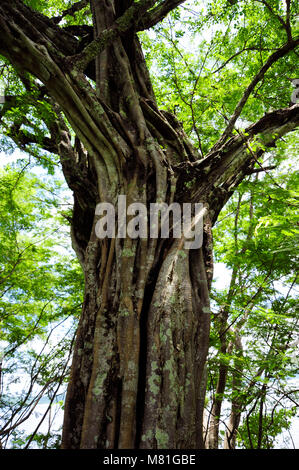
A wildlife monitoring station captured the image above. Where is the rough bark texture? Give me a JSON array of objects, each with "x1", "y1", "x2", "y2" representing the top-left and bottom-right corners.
[{"x1": 0, "y1": 0, "x2": 298, "y2": 449}]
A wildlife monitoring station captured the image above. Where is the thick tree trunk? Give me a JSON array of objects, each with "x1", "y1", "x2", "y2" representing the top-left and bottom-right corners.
[
  {"x1": 62, "y1": 231, "x2": 213, "y2": 449},
  {"x1": 0, "y1": 1, "x2": 215, "y2": 447},
  {"x1": 58, "y1": 1, "x2": 214, "y2": 449}
]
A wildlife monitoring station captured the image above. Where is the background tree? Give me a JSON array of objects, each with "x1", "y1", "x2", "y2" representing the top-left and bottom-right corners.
[
  {"x1": 205, "y1": 141, "x2": 298, "y2": 448},
  {"x1": 0, "y1": 0, "x2": 298, "y2": 449},
  {"x1": 0, "y1": 163, "x2": 82, "y2": 448}
]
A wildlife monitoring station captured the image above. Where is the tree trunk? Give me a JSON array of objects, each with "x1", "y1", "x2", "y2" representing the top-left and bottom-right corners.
[
  {"x1": 62, "y1": 230, "x2": 213, "y2": 449},
  {"x1": 0, "y1": 1, "x2": 216, "y2": 447},
  {"x1": 223, "y1": 333, "x2": 243, "y2": 449},
  {"x1": 0, "y1": 0, "x2": 298, "y2": 450}
]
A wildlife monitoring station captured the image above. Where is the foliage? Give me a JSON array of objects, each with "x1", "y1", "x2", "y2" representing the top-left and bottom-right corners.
[
  {"x1": 140, "y1": 0, "x2": 298, "y2": 153},
  {"x1": 0, "y1": 162, "x2": 83, "y2": 448},
  {"x1": 0, "y1": 0, "x2": 298, "y2": 449},
  {"x1": 207, "y1": 135, "x2": 299, "y2": 448}
]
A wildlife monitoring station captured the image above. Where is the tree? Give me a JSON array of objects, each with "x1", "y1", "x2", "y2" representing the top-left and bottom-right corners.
[
  {"x1": 205, "y1": 146, "x2": 299, "y2": 448},
  {"x1": 0, "y1": 0, "x2": 298, "y2": 449},
  {"x1": 0, "y1": 163, "x2": 82, "y2": 448}
]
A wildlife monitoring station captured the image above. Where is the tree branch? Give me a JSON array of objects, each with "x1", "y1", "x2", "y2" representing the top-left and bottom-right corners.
[
  {"x1": 185, "y1": 103, "x2": 299, "y2": 221},
  {"x1": 212, "y1": 46, "x2": 276, "y2": 74},
  {"x1": 137, "y1": 0, "x2": 187, "y2": 30},
  {"x1": 52, "y1": 0, "x2": 90, "y2": 24},
  {"x1": 9, "y1": 128, "x2": 58, "y2": 154},
  {"x1": 255, "y1": 0, "x2": 293, "y2": 41},
  {"x1": 68, "y1": 0, "x2": 157, "y2": 71},
  {"x1": 211, "y1": 37, "x2": 299, "y2": 152},
  {"x1": 62, "y1": 24, "x2": 93, "y2": 37},
  {"x1": 245, "y1": 165, "x2": 277, "y2": 174}
]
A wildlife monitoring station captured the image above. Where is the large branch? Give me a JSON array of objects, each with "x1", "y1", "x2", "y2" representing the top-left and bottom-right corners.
[
  {"x1": 0, "y1": 0, "x2": 78, "y2": 58},
  {"x1": 136, "y1": 0, "x2": 188, "y2": 30},
  {"x1": 68, "y1": 0, "x2": 157, "y2": 71},
  {"x1": 211, "y1": 37, "x2": 299, "y2": 152},
  {"x1": 178, "y1": 104, "x2": 299, "y2": 222},
  {"x1": 214, "y1": 103, "x2": 299, "y2": 189}
]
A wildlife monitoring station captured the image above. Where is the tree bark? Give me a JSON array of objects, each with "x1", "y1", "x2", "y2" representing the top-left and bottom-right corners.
[
  {"x1": 0, "y1": 0, "x2": 298, "y2": 449},
  {"x1": 223, "y1": 333, "x2": 243, "y2": 449}
]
